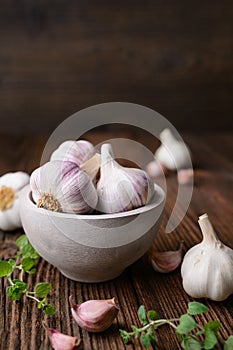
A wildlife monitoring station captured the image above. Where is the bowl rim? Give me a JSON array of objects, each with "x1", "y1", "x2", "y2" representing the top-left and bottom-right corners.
[{"x1": 21, "y1": 184, "x2": 165, "y2": 220}]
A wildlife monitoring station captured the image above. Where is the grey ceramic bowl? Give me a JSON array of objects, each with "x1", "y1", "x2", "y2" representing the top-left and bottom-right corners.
[{"x1": 19, "y1": 184, "x2": 165, "y2": 282}]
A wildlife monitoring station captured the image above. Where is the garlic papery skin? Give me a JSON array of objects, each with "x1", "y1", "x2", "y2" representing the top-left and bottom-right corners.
[
  {"x1": 69, "y1": 296, "x2": 119, "y2": 333},
  {"x1": 155, "y1": 128, "x2": 191, "y2": 170},
  {"x1": 146, "y1": 160, "x2": 168, "y2": 179},
  {"x1": 0, "y1": 171, "x2": 30, "y2": 230},
  {"x1": 151, "y1": 242, "x2": 183, "y2": 273},
  {"x1": 97, "y1": 143, "x2": 155, "y2": 213},
  {"x1": 30, "y1": 161, "x2": 98, "y2": 214},
  {"x1": 181, "y1": 213, "x2": 233, "y2": 301},
  {"x1": 50, "y1": 140, "x2": 94, "y2": 166},
  {"x1": 43, "y1": 324, "x2": 82, "y2": 350}
]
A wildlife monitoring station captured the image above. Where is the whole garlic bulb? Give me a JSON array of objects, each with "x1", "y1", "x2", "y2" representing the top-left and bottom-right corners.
[
  {"x1": 97, "y1": 144, "x2": 155, "y2": 213},
  {"x1": 155, "y1": 128, "x2": 191, "y2": 170},
  {"x1": 181, "y1": 213, "x2": 233, "y2": 301},
  {"x1": 50, "y1": 140, "x2": 94, "y2": 166},
  {"x1": 30, "y1": 161, "x2": 98, "y2": 214},
  {"x1": 0, "y1": 171, "x2": 30, "y2": 230}
]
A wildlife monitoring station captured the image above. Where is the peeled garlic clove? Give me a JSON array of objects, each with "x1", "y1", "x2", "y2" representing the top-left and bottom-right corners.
[
  {"x1": 50, "y1": 140, "x2": 95, "y2": 166},
  {"x1": 97, "y1": 143, "x2": 155, "y2": 213},
  {"x1": 177, "y1": 169, "x2": 194, "y2": 185},
  {"x1": 69, "y1": 296, "x2": 119, "y2": 333},
  {"x1": 80, "y1": 153, "x2": 101, "y2": 181},
  {"x1": 155, "y1": 128, "x2": 191, "y2": 170},
  {"x1": 43, "y1": 323, "x2": 82, "y2": 350},
  {"x1": 0, "y1": 171, "x2": 30, "y2": 230},
  {"x1": 146, "y1": 160, "x2": 168, "y2": 178},
  {"x1": 151, "y1": 242, "x2": 183, "y2": 273},
  {"x1": 30, "y1": 161, "x2": 98, "y2": 214},
  {"x1": 181, "y1": 213, "x2": 233, "y2": 301}
]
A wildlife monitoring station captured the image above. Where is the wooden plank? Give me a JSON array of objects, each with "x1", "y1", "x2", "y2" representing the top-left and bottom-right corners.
[{"x1": 0, "y1": 132, "x2": 232, "y2": 349}]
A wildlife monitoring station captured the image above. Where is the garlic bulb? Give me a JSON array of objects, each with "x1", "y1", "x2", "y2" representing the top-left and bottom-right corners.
[
  {"x1": 0, "y1": 171, "x2": 30, "y2": 230},
  {"x1": 155, "y1": 129, "x2": 191, "y2": 170},
  {"x1": 97, "y1": 144, "x2": 155, "y2": 213},
  {"x1": 50, "y1": 140, "x2": 94, "y2": 166},
  {"x1": 30, "y1": 161, "x2": 98, "y2": 214},
  {"x1": 181, "y1": 213, "x2": 233, "y2": 301},
  {"x1": 69, "y1": 296, "x2": 119, "y2": 332}
]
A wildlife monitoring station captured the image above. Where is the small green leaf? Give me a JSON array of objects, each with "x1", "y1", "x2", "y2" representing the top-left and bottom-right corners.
[
  {"x1": 16, "y1": 235, "x2": 28, "y2": 250},
  {"x1": 147, "y1": 310, "x2": 159, "y2": 321},
  {"x1": 6, "y1": 284, "x2": 24, "y2": 301},
  {"x1": 12, "y1": 280, "x2": 27, "y2": 291},
  {"x1": 181, "y1": 336, "x2": 201, "y2": 350},
  {"x1": 177, "y1": 314, "x2": 196, "y2": 334},
  {"x1": 35, "y1": 282, "x2": 51, "y2": 298},
  {"x1": 43, "y1": 304, "x2": 56, "y2": 315},
  {"x1": 196, "y1": 330, "x2": 204, "y2": 335},
  {"x1": 147, "y1": 327, "x2": 156, "y2": 345},
  {"x1": 120, "y1": 330, "x2": 131, "y2": 344},
  {"x1": 138, "y1": 305, "x2": 147, "y2": 325},
  {"x1": 131, "y1": 325, "x2": 140, "y2": 338},
  {"x1": 203, "y1": 328, "x2": 218, "y2": 349},
  {"x1": 21, "y1": 257, "x2": 35, "y2": 272},
  {"x1": 22, "y1": 244, "x2": 40, "y2": 259},
  {"x1": 140, "y1": 332, "x2": 150, "y2": 349},
  {"x1": 224, "y1": 336, "x2": 233, "y2": 350},
  {"x1": 204, "y1": 321, "x2": 221, "y2": 335},
  {"x1": 0, "y1": 261, "x2": 12, "y2": 277},
  {"x1": 187, "y1": 302, "x2": 209, "y2": 315}
]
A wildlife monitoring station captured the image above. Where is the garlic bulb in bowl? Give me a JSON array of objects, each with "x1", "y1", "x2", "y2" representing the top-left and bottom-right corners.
[
  {"x1": 30, "y1": 161, "x2": 98, "y2": 214},
  {"x1": 97, "y1": 144, "x2": 155, "y2": 213},
  {"x1": 50, "y1": 140, "x2": 94, "y2": 166}
]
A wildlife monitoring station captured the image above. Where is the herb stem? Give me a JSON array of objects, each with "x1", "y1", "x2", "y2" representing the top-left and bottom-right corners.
[
  {"x1": 25, "y1": 292, "x2": 41, "y2": 304},
  {"x1": 8, "y1": 276, "x2": 14, "y2": 286}
]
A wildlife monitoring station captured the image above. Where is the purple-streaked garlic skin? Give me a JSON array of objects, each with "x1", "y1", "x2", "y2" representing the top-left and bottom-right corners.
[
  {"x1": 70, "y1": 297, "x2": 119, "y2": 333},
  {"x1": 45, "y1": 327, "x2": 82, "y2": 350},
  {"x1": 96, "y1": 143, "x2": 155, "y2": 214},
  {"x1": 177, "y1": 169, "x2": 194, "y2": 185},
  {"x1": 151, "y1": 242, "x2": 183, "y2": 273},
  {"x1": 30, "y1": 160, "x2": 98, "y2": 214},
  {"x1": 50, "y1": 140, "x2": 95, "y2": 166}
]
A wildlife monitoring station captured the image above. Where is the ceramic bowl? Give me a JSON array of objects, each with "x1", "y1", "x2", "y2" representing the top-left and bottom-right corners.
[{"x1": 19, "y1": 184, "x2": 165, "y2": 282}]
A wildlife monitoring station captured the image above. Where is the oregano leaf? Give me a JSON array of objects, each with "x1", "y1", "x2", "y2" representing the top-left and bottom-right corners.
[
  {"x1": 140, "y1": 333, "x2": 150, "y2": 349},
  {"x1": 147, "y1": 310, "x2": 159, "y2": 321},
  {"x1": 138, "y1": 305, "x2": 147, "y2": 325},
  {"x1": 204, "y1": 320, "x2": 221, "y2": 335},
  {"x1": 181, "y1": 336, "x2": 201, "y2": 350},
  {"x1": 187, "y1": 302, "x2": 209, "y2": 315},
  {"x1": 0, "y1": 261, "x2": 12, "y2": 277},
  {"x1": 177, "y1": 314, "x2": 196, "y2": 334},
  {"x1": 16, "y1": 235, "x2": 28, "y2": 250},
  {"x1": 224, "y1": 336, "x2": 233, "y2": 350},
  {"x1": 35, "y1": 282, "x2": 51, "y2": 298},
  {"x1": 203, "y1": 328, "x2": 218, "y2": 349}
]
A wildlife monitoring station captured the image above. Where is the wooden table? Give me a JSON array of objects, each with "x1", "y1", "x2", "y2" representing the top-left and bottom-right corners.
[{"x1": 0, "y1": 131, "x2": 232, "y2": 350}]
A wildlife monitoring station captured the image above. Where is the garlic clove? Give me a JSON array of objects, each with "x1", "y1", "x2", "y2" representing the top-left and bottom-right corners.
[
  {"x1": 151, "y1": 242, "x2": 183, "y2": 273},
  {"x1": 0, "y1": 171, "x2": 30, "y2": 231},
  {"x1": 30, "y1": 161, "x2": 98, "y2": 214},
  {"x1": 181, "y1": 213, "x2": 233, "y2": 301},
  {"x1": 155, "y1": 128, "x2": 191, "y2": 170},
  {"x1": 69, "y1": 296, "x2": 119, "y2": 333},
  {"x1": 50, "y1": 140, "x2": 95, "y2": 166},
  {"x1": 43, "y1": 323, "x2": 82, "y2": 350},
  {"x1": 177, "y1": 169, "x2": 194, "y2": 185},
  {"x1": 146, "y1": 160, "x2": 168, "y2": 178},
  {"x1": 80, "y1": 153, "x2": 101, "y2": 181},
  {"x1": 96, "y1": 143, "x2": 155, "y2": 213}
]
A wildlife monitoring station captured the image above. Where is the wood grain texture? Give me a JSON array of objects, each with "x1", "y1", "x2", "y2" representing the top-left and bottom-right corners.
[
  {"x1": 0, "y1": 1, "x2": 233, "y2": 133},
  {"x1": 0, "y1": 131, "x2": 233, "y2": 349}
]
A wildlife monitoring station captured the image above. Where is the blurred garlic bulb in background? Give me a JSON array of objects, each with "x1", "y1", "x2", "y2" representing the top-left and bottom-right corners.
[
  {"x1": 0, "y1": 171, "x2": 30, "y2": 230},
  {"x1": 30, "y1": 161, "x2": 98, "y2": 214},
  {"x1": 50, "y1": 140, "x2": 94, "y2": 166},
  {"x1": 155, "y1": 128, "x2": 191, "y2": 171},
  {"x1": 97, "y1": 143, "x2": 155, "y2": 213}
]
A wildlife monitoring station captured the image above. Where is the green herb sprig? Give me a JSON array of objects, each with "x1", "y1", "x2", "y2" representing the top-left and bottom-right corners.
[
  {"x1": 0, "y1": 234, "x2": 55, "y2": 315},
  {"x1": 120, "y1": 302, "x2": 233, "y2": 349}
]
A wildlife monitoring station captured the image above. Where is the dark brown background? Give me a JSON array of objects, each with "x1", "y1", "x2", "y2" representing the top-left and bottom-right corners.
[{"x1": 0, "y1": 0, "x2": 233, "y2": 134}]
